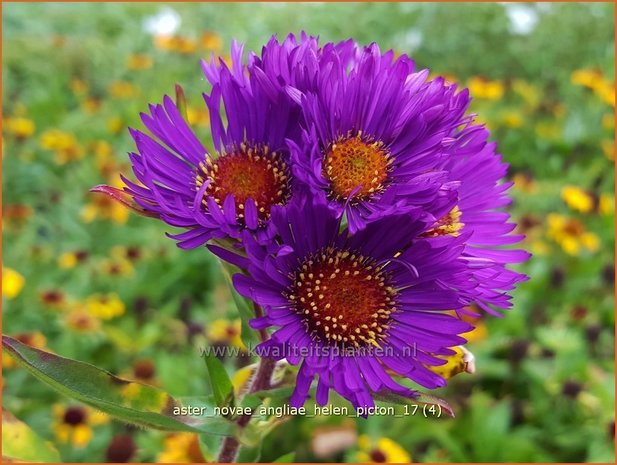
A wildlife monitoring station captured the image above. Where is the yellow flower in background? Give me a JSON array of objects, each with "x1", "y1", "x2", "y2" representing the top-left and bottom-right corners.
[
  {"x1": 86, "y1": 293, "x2": 125, "y2": 320},
  {"x1": 58, "y1": 250, "x2": 89, "y2": 269},
  {"x1": 52, "y1": 404, "x2": 109, "y2": 447},
  {"x1": 157, "y1": 433, "x2": 205, "y2": 463},
  {"x1": 512, "y1": 172, "x2": 536, "y2": 193},
  {"x1": 40, "y1": 289, "x2": 66, "y2": 310},
  {"x1": 601, "y1": 139, "x2": 614, "y2": 161},
  {"x1": 459, "y1": 308, "x2": 487, "y2": 343},
  {"x1": 206, "y1": 318, "x2": 246, "y2": 350},
  {"x1": 467, "y1": 76, "x2": 504, "y2": 100},
  {"x1": 571, "y1": 68, "x2": 615, "y2": 107},
  {"x1": 107, "y1": 116, "x2": 125, "y2": 135},
  {"x1": 3, "y1": 267, "x2": 25, "y2": 299},
  {"x1": 58, "y1": 252, "x2": 78, "y2": 269},
  {"x1": 108, "y1": 80, "x2": 138, "y2": 99},
  {"x1": 127, "y1": 53, "x2": 153, "y2": 70},
  {"x1": 232, "y1": 365, "x2": 254, "y2": 395},
  {"x1": 154, "y1": 35, "x2": 198, "y2": 54},
  {"x1": 81, "y1": 97, "x2": 102, "y2": 114},
  {"x1": 561, "y1": 186, "x2": 594, "y2": 214},
  {"x1": 571, "y1": 68, "x2": 602, "y2": 88},
  {"x1": 546, "y1": 213, "x2": 600, "y2": 255},
  {"x1": 102, "y1": 257, "x2": 135, "y2": 277},
  {"x1": 426, "y1": 346, "x2": 475, "y2": 380},
  {"x1": 40, "y1": 129, "x2": 77, "y2": 151},
  {"x1": 111, "y1": 245, "x2": 143, "y2": 262},
  {"x1": 200, "y1": 31, "x2": 223, "y2": 52},
  {"x1": 593, "y1": 80, "x2": 615, "y2": 107},
  {"x1": 64, "y1": 306, "x2": 101, "y2": 333},
  {"x1": 599, "y1": 193, "x2": 615, "y2": 216},
  {"x1": 69, "y1": 78, "x2": 89, "y2": 97},
  {"x1": 512, "y1": 79, "x2": 541, "y2": 109},
  {"x1": 2, "y1": 331, "x2": 47, "y2": 369},
  {"x1": 186, "y1": 106, "x2": 210, "y2": 127},
  {"x1": 5, "y1": 117, "x2": 35, "y2": 139},
  {"x1": 501, "y1": 110, "x2": 524, "y2": 128},
  {"x1": 89, "y1": 140, "x2": 123, "y2": 177},
  {"x1": 39, "y1": 129, "x2": 83, "y2": 164},
  {"x1": 357, "y1": 435, "x2": 411, "y2": 463}
]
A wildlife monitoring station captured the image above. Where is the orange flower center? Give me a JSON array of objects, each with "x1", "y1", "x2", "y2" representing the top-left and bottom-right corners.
[
  {"x1": 323, "y1": 134, "x2": 391, "y2": 201},
  {"x1": 287, "y1": 248, "x2": 397, "y2": 347},
  {"x1": 196, "y1": 146, "x2": 289, "y2": 225}
]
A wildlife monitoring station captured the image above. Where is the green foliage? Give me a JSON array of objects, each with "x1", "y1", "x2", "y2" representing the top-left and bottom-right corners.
[
  {"x1": 203, "y1": 347, "x2": 235, "y2": 409},
  {"x1": 2, "y1": 410, "x2": 61, "y2": 463},
  {"x1": 3, "y1": 335, "x2": 233, "y2": 435}
]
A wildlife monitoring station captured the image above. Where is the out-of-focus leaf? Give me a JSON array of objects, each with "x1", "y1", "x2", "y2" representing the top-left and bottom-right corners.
[
  {"x1": 2, "y1": 410, "x2": 61, "y2": 463},
  {"x1": 273, "y1": 451, "x2": 296, "y2": 462},
  {"x1": 2, "y1": 335, "x2": 232, "y2": 435},
  {"x1": 203, "y1": 350, "x2": 234, "y2": 408},
  {"x1": 220, "y1": 262, "x2": 260, "y2": 348}
]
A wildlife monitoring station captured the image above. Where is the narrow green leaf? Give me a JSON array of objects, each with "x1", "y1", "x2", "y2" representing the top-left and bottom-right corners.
[
  {"x1": 2, "y1": 335, "x2": 232, "y2": 435},
  {"x1": 203, "y1": 350, "x2": 234, "y2": 408},
  {"x1": 220, "y1": 262, "x2": 259, "y2": 348},
  {"x1": 273, "y1": 451, "x2": 296, "y2": 462},
  {"x1": 2, "y1": 410, "x2": 61, "y2": 463}
]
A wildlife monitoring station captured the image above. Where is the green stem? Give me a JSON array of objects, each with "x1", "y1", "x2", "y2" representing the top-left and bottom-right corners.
[{"x1": 217, "y1": 356, "x2": 277, "y2": 463}]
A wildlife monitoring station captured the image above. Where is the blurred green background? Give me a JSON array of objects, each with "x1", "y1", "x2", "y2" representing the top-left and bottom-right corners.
[{"x1": 2, "y1": 2, "x2": 615, "y2": 463}]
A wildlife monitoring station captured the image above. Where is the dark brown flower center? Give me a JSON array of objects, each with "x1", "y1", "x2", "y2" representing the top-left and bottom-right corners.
[
  {"x1": 370, "y1": 449, "x2": 388, "y2": 463},
  {"x1": 196, "y1": 145, "x2": 289, "y2": 225},
  {"x1": 287, "y1": 248, "x2": 397, "y2": 347},
  {"x1": 63, "y1": 406, "x2": 86, "y2": 425},
  {"x1": 323, "y1": 134, "x2": 391, "y2": 201},
  {"x1": 133, "y1": 359, "x2": 156, "y2": 380}
]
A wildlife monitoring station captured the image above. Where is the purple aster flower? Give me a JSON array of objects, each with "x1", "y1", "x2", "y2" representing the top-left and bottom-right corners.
[
  {"x1": 119, "y1": 41, "x2": 300, "y2": 249},
  {"x1": 232, "y1": 196, "x2": 474, "y2": 411},
  {"x1": 428, "y1": 123, "x2": 531, "y2": 314},
  {"x1": 287, "y1": 42, "x2": 468, "y2": 232}
]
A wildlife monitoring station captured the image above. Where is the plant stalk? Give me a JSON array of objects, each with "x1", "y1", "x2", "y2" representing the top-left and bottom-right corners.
[{"x1": 217, "y1": 356, "x2": 277, "y2": 463}]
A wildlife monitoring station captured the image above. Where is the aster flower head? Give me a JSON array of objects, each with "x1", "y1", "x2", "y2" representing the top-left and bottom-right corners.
[
  {"x1": 92, "y1": 32, "x2": 530, "y2": 417},
  {"x1": 232, "y1": 196, "x2": 474, "y2": 411},
  {"x1": 440, "y1": 127, "x2": 531, "y2": 314},
  {"x1": 288, "y1": 41, "x2": 471, "y2": 232},
  {"x1": 119, "y1": 41, "x2": 300, "y2": 249}
]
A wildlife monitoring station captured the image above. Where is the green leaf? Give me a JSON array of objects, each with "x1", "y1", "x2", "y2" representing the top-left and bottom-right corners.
[
  {"x1": 2, "y1": 410, "x2": 61, "y2": 463},
  {"x1": 203, "y1": 351, "x2": 234, "y2": 408},
  {"x1": 220, "y1": 262, "x2": 259, "y2": 348},
  {"x1": 273, "y1": 451, "x2": 296, "y2": 462},
  {"x1": 252, "y1": 385, "x2": 295, "y2": 401},
  {"x1": 2, "y1": 335, "x2": 232, "y2": 435}
]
